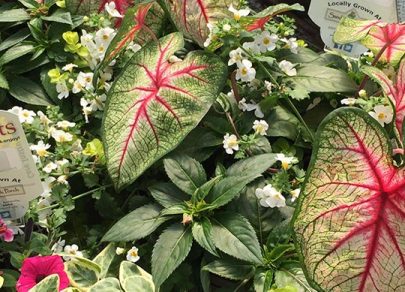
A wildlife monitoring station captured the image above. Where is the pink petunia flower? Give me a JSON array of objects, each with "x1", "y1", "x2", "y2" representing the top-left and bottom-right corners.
[
  {"x1": 16, "y1": 255, "x2": 70, "y2": 292},
  {"x1": 0, "y1": 218, "x2": 14, "y2": 242}
]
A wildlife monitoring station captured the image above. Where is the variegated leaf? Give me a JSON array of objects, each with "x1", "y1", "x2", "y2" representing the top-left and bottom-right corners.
[
  {"x1": 66, "y1": 0, "x2": 130, "y2": 16},
  {"x1": 294, "y1": 108, "x2": 405, "y2": 291},
  {"x1": 103, "y1": 33, "x2": 227, "y2": 189}
]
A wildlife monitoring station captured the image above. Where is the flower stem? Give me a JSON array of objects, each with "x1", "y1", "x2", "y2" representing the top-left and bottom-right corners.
[{"x1": 358, "y1": 44, "x2": 388, "y2": 94}]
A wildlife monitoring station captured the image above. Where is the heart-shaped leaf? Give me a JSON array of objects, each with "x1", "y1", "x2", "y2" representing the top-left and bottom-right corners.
[
  {"x1": 294, "y1": 108, "x2": 405, "y2": 291},
  {"x1": 103, "y1": 32, "x2": 227, "y2": 189},
  {"x1": 162, "y1": 0, "x2": 238, "y2": 47}
]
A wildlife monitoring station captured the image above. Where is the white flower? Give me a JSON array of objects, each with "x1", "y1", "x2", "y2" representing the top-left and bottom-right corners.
[
  {"x1": 223, "y1": 133, "x2": 239, "y2": 154},
  {"x1": 255, "y1": 184, "x2": 286, "y2": 208},
  {"x1": 204, "y1": 23, "x2": 215, "y2": 47},
  {"x1": 368, "y1": 105, "x2": 393, "y2": 127},
  {"x1": 32, "y1": 155, "x2": 39, "y2": 164},
  {"x1": 57, "y1": 120, "x2": 76, "y2": 129},
  {"x1": 228, "y1": 4, "x2": 250, "y2": 20},
  {"x1": 341, "y1": 98, "x2": 357, "y2": 106},
  {"x1": 223, "y1": 24, "x2": 231, "y2": 31},
  {"x1": 242, "y1": 41, "x2": 261, "y2": 54},
  {"x1": 228, "y1": 48, "x2": 244, "y2": 66},
  {"x1": 76, "y1": 72, "x2": 94, "y2": 91},
  {"x1": 253, "y1": 120, "x2": 269, "y2": 136},
  {"x1": 127, "y1": 42, "x2": 142, "y2": 53},
  {"x1": 275, "y1": 153, "x2": 298, "y2": 170},
  {"x1": 37, "y1": 198, "x2": 52, "y2": 220},
  {"x1": 64, "y1": 244, "x2": 83, "y2": 261},
  {"x1": 56, "y1": 158, "x2": 69, "y2": 168},
  {"x1": 238, "y1": 98, "x2": 264, "y2": 118},
  {"x1": 279, "y1": 60, "x2": 297, "y2": 76},
  {"x1": 90, "y1": 94, "x2": 107, "y2": 111},
  {"x1": 116, "y1": 247, "x2": 126, "y2": 255},
  {"x1": 8, "y1": 106, "x2": 23, "y2": 116},
  {"x1": 126, "y1": 246, "x2": 140, "y2": 263},
  {"x1": 281, "y1": 37, "x2": 299, "y2": 54},
  {"x1": 105, "y1": 1, "x2": 123, "y2": 18},
  {"x1": 51, "y1": 238, "x2": 65, "y2": 253},
  {"x1": 72, "y1": 139, "x2": 83, "y2": 152},
  {"x1": 30, "y1": 141, "x2": 51, "y2": 157},
  {"x1": 255, "y1": 31, "x2": 278, "y2": 53},
  {"x1": 80, "y1": 30, "x2": 95, "y2": 50},
  {"x1": 40, "y1": 177, "x2": 56, "y2": 198},
  {"x1": 358, "y1": 89, "x2": 367, "y2": 98},
  {"x1": 265, "y1": 81, "x2": 273, "y2": 92},
  {"x1": 57, "y1": 175, "x2": 69, "y2": 185},
  {"x1": 204, "y1": 36, "x2": 212, "y2": 48},
  {"x1": 96, "y1": 27, "x2": 115, "y2": 47},
  {"x1": 51, "y1": 129, "x2": 73, "y2": 143},
  {"x1": 290, "y1": 188, "x2": 300, "y2": 202},
  {"x1": 62, "y1": 63, "x2": 78, "y2": 72},
  {"x1": 56, "y1": 81, "x2": 69, "y2": 99},
  {"x1": 72, "y1": 80, "x2": 84, "y2": 94},
  {"x1": 19, "y1": 109, "x2": 36, "y2": 124},
  {"x1": 37, "y1": 111, "x2": 52, "y2": 126},
  {"x1": 43, "y1": 162, "x2": 58, "y2": 174},
  {"x1": 81, "y1": 98, "x2": 94, "y2": 123},
  {"x1": 235, "y1": 59, "x2": 256, "y2": 82}
]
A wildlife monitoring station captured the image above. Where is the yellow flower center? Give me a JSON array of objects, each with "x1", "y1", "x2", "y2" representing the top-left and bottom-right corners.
[
  {"x1": 130, "y1": 250, "x2": 138, "y2": 257},
  {"x1": 37, "y1": 149, "x2": 48, "y2": 157},
  {"x1": 103, "y1": 34, "x2": 109, "y2": 40},
  {"x1": 281, "y1": 161, "x2": 289, "y2": 170},
  {"x1": 263, "y1": 38, "x2": 270, "y2": 45},
  {"x1": 241, "y1": 68, "x2": 248, "y2": 75},
  {"x1": 378, "y1": 113, "x2": 386, "y2": 120},
  {"x1": 85, "y1": 77, "x2": 91, "y2": 83}
]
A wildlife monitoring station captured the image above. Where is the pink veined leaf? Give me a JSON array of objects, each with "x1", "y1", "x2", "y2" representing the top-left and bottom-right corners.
[
  {"x1": 241, "y1": 3, "x2": 304, "y2": 32},
  {"x1": 334, "y1": 17, "x2": 380, "y2": 44},
  {"x1": 162, "y1": 0, "x2": 239, "y2": 47},
  {"x1": 362, "y1": 59, "x2": 405, "y2": 138},
  {"x1": 294, "y1": 108, "x2": 405, "y2": 292},
  {"x1": 103, "y1": 33, "x2": 227, "y2": 189}
]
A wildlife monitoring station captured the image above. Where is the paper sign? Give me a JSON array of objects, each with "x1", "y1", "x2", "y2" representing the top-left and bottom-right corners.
[
  {"x1": 397, "y1": 0, "x2": 405, "y2": 22},
  {"x1": 0, "y1": 111, "x2": 43, "y2": 220},
  {"x1": 309, "y1": 0, "x2": 399, "y2": 57}
]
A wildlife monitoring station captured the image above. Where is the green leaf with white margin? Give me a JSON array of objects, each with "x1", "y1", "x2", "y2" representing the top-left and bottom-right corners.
[
  {"x1": 254, "y1": 268, "x2": 274, "y2": 292},
  {"x1": 285, "y1": 65, "x2": 357, "y2": 94},
  {"x1": 211, "y1": 212, "x2": 263, "y2": 265},
  {"x1": 119, "y1": 260, "x2": 153, "y2": 284},
  {"x1": 149, "y1": 183, "x2": 189, "y2": 208},
  {"x1": 93, "y1": 243, "x2": 116, "y2": 279},
  {"x1": 192, "y1": 217, "x2": 218, "y2": 256},
  {"x1": 102, "y1": 204, "x2": 170, "y2": 242},
  {"x1": 162, "y1": 0, "x2": 239, "y2": 47},
  {"x1": 152, "y1": 223, "x2": 193, "y2": 287},
  {"x1": 29, "y1": 274, "x2": 59, "y2": 292},
  {"x1": 122, "y1": 276, "x2": 155, "y2": 292},
  {"x1": 274, "y1": 269, "x2": 315, "y2": 292},
  {"x1": 88, "y1": 278, "x2": 121, "y2": 292},
  {"x1": 226, "y1": 153, "x2": 277, "y2": 177},
  {"x1": 164, "y1": 154, "x2": 207, "y2": 195},
  {"x1": 103, "y1": 32, "x2": 227, "y2": 189},
  {"x1": 202, "y1": 258, "x2": 255, "y2": 280},
  {"x1": 65, "y1": 259, "x2": 101, "y2": 289}
]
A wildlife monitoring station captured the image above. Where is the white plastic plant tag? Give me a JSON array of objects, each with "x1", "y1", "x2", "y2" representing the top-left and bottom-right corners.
[
  {"x1": 309, "y1": 0, "x2": 399, "y2": 57},
  {"x1": 0, "y1": 111, "x2": 43, "y2": 220}
]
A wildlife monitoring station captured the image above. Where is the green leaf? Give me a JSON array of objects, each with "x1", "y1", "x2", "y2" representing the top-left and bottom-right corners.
[
  {"x1": 88, "y1": 278, "x2": 121, "y2": 292},
  {"x1": 164, "y1": 154, "x2": 207, "y2": 195},
  {"x1": 0, "y1": 72, "x2": 8, "y2": 90},
  {"x1": 226, "y1": 153, "x2": 277, "y2": 177},
  {"x1": 268, "y1": 244, "x2": 295, "y2": 263},
  {"x1": 0, "y1": 44, "x2": 34, "y2": 65},
  {"x1": 152, "y1": 224, "x2": 193, "y2": 287},
  {"x1": 42, "y1": 10, "x2": 73, "y2": 25},
  {"x1": 9, "y1": 251, "x2": 24, "y2": 269},
  {"x1": 274, "y1": 269, "x2": 314, "y2": 292},
  {"x1": 119, "y1": 261, "x2": 153, "y2": 284},
  {"x1": 93, "y1": 243, "x2": 116, "y2": 279},
  {"x1": 65, "y1": 259, "x2": 101, "y2": 288},
  {"x1": 0, "y1": 8, "x2": 30, "y2": 22},
  {"x1": 103, "y1": 32, "x2": 227, "y2": 189},
  {"x1": 192, "y1": 217, "x2": 218, "y2": 256},
  {"x1": 30, "y1": 274, "x2": 59, "y2": 292},
  {"x1": 211, "y1": 213, "x2": 263, "y2": 265},
  {"x1": 202, "y1": 258, "x2": 255, "y2": 280},
  {"x1": 254, "y1": 269, "x2": 274, "y2": 292},
  {"x1": 285, "y1": 65, "x2": 356, "y2": 94},
  {"x1": 149, "y1": 183, "x2": 189, "y2": 208},
  {"x1": 266, "y1": 106, "x2": 300, "y2": 140},
  {"x1": 159, "y1": 204, "x2": 188, "y2": 216},
  {"x1": 102, "y1": 204, "x2": 170, "y2": 242},
  {"x1": 122, "y1": 275, "x2": 155, "y2": 292},
  {"x1": 333, "y1": 17, "x2": 379, "y2": 44},
  {"x1": 8, "y1": 76, "x2": 53, "y2": 106},
  {"x1": 1, "y1": 269, "x2": 19, "y2": 288},
  {"x1": 65, "y1": 0, "x2": 99, "y2": 14},
  {"x1": 192, "y1": 176, "x2": 219, "y2": 202},
  {"x1": 0, "y1": 29, "x2": 30, "y2": 52}
]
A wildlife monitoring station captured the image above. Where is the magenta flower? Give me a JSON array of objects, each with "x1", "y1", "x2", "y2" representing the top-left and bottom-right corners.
[
  {"x1": 0, "y1": 218, "x2": 14, "y2": 242},
  {"x1": 16, "y1": 255, "x2": 70, "y2": 292}
]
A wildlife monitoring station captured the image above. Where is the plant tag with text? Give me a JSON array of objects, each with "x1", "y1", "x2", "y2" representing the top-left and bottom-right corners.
[
  {"x1": 309, "y1": 0, "x2": 398, "y2": 56},
  {"x1": 0, "y1": 111, "x2": 43, "y2": 220}
]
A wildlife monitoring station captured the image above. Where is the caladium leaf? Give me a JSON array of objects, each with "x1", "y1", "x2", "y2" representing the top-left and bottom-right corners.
[
  {"x1": 334, "y1": 18, "x2": 405, "y2": 65},
  {"x1": 241, "y1": 3, "x2": 304, "y2": 31},
  {"x1": 162, "y1": 0, "x2": 238, "y2": 47},
  {"x1": 66, "y1": 0, "x2": 131, "y2": 17},
  {"x1": 362, "y1": 59, "x2": 405, "y2": 137},
  {"x1": 103, "y1": 33, "x2": 227, "y2": 189},
  {"x1": 294, "y1": 108, "x2": 405, "y2": 292}
]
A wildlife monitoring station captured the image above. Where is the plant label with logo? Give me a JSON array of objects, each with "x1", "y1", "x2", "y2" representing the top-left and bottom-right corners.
[
  {"x1": 0, "y1": 111, "x2": 43, "y2": 220},
  {"x1": 309, "y1": 0, "x2": 398, "y2": 57}
]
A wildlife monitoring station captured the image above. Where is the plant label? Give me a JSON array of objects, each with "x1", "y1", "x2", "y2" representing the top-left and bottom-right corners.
[
  {"x1": 0, "y1": 111, "x2": 43, "y2": 220},
  {"x1": 309, "y1": 0, "x2": 399, "y2": 56}
]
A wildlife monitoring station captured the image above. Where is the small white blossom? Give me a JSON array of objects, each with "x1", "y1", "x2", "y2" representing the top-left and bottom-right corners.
[
  {"x1": 76, "y1": 72, "x2": 94, "y2": 91},
  {"x1": 223, "y1": 133, "x2": 239, "y2": 154},
  {"x1": 116, "y1": 247, "x2": 126, "y2": 255},
  {"x1": 8, "y1": 106, "x2": 23, "y2": 116},
  {"x1": 228, "y1": 48, "x2": 244, "y2": 66},
  {"x1": 242, "y1": 41, "x2": 261, "y2": 54},
  {"x1": 255, "y1": 184, "x2": 286, "y2": 208},
  {"x1": 126, "y1": 246, "x2": 140, "y2": 263},
  {"x1": 30, "y1": 141, "x2": 51, "y2": 157},
  {"x1": 32, "y1": 155, "x2": 40, "y2": 164},
  {"x1": 281, "y1": 37, "x2": 299, "y2": 54},
  {"x1": 37, "y1": 198, "x2": 52, "y2": 220},
  {"x1": 62, "y1": 63, "x2": 78, "y2": 72},
  {"x1": 95, "y1": 27, "x2": 115, "y2": 47},
  {"x1": 290, "y1": 188, "x2": 300, "y2": 202},
  {"x1": 249, "y1": 79, "x2": 261, "y2": 90},
  {"x1": 228, "y1": 4, "x2": 250, "y2": 20},
  {"x1": 64, "y1": 244, "x2": 83, "y2": 261},
  {"x1": 43, "y1": 162, "x2": 58, "y2": 174},
  {"x1": 127, "y1": 42, "x2": 142, "y2": 53},
  {"x1": 57, "y1": 175, "x2": 69, "y2": 185},
  {"x1": 238, "y1": 98, "x2": 264, "y2": 118},
  {"x1": 368, "y1": 105, "x2": 393, "y2": 127},
  {"x1": 56, "y1": 81, "x2": 69, "y2": 99},
  {"x1": 51, "y1": 129, "x2": 73, "y2": 143},
  {"x1": 57, "y1": 120, "x2": 76, "y2": 130},
  {"x1": 307, "y1": 97, "x2": 322, "y2": 111},
  {"x1": 358, "y1": 89, "x2": 367, "y2": 98},
  {"x1": 37, "y1": 111, "x2": 52, "y2": 126},
  {"x1": 256, "y1": 31, "x2": 278, "y2": 53},
  {"x1": 19, "y1": 109, "x2": 37, "y2": 124},
  {"x1": 105, "y1": 1, "x2": 123, "y2": 18},
  {"x1": 41, "y1": 177, "x2": 56, "y2": 198},
  {"x1": 253, "y1": 120, "x2": 269, "y2": 136},
  {"x1": 51, "y1": 238, "x2": 66, "y2": 253},
  {"x1": 265, "y1": 81, "x2": 273, "y2": 92},
  {"x1": 223, "y1": 24, "x2": 231, "y2": 31},
  {"x1": 275, "y1": 153, "x2": 298, "y2": 170},
  {"x1": 341, "y1": 98, "x2": 357, "y2": 106},
  {"x1": 279, "y1": 60, "x2": 297, "y2": 76},
  {"x1": 235, "y1": 59, "x2": 256, "y2": 82}
]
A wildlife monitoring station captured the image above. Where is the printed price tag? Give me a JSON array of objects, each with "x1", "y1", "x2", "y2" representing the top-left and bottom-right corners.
[
  {"x1": 0, "y1": 111, "x2": 43, "y2": 220},
  {"x1": 309, "y1": 0, "x2": 399, "y2": 56}
]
